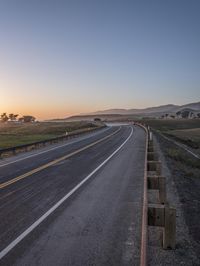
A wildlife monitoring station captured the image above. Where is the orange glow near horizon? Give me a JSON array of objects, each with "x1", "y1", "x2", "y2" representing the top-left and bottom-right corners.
[
  {"x1": 0, "y1": 0, "x2": 199, "y2": 121},
  {"x1": 0, "y1": 104, "x2": 88, "y2": 120},
  {"x1": 1, "y1": 83, "x2": 195, "y2": 120},
  {"x1": 0, "y1": 86, "x2": 93, "y2": 120}
]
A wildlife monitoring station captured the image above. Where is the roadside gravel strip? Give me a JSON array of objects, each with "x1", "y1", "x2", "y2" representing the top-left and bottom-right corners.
[{"x1": 148, "y1": 133, "x2": 200, "y2": 266}]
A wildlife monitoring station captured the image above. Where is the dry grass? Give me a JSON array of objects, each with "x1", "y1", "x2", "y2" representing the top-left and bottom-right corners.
[
  {"x1": 141, "y1": 119, "x2": 200, "y2": 131},
  {"x1": 141, "y1": 119, "x2": 200, "y2": 150},
  {"x1": 0, "y1": 121, "x2": 97, "y2": 149},
  {"x1": 167, "y1": 148, "x2": 200, "y2": 169},
  {"x1": 167, "y1": 128, "x2": 200, "y2": 141},
  {"x1": 166, "y1": 128, "x2": 200, "y2": 149}
]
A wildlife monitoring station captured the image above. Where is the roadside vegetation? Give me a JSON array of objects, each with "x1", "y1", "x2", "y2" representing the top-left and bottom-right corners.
[
  {"x1": 1, "y1": 113, "x2": 36, "y2": 123},
  {"x1": 154, "y1": 132, "x2": 200, "y2": 258},
  {"x1": 142, "y1": 119, "x2": 200, "y2": 152},
  {"x1": 165, "y1": 128, "x2": 200, "y2": 149},
  {"x1": 0, "y1": 121, "x2": 98, "y2": 149},
  {"x1": 141, "y1": 118, "x2": 200, "y2": 131},
  {"x1": 166, "y1": 148, "x2": 200, "y2": 169}
]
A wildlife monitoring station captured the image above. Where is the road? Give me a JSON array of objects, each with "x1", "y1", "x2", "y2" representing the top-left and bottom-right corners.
[{"x1": 0, "y1": 125, "x2": 146, "y2": 266}]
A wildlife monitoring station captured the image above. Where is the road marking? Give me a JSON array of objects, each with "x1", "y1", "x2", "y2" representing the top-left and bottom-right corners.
[
  {"x1": 0, "y1": 126, "x2": 133, "y2": 260},
  {"x1": 0, "y1": 127, "x2": 111, "y2": 168},
  {"x1": 0, "y1": 127, "x2": 120, "y2": 189}
]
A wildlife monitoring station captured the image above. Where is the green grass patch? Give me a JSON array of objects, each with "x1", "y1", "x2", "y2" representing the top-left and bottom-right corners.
[
  {"x1": 0, "y1": 134, "x2": 59, "y2": 149},
  {"x1": 0, "y1": 121, "x2": 97, "y2": 149}
]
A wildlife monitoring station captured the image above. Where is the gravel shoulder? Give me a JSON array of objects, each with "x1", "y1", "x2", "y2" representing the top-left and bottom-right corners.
[{"x1": 148, "y1": 132, "x2": 200, "y2": 266}]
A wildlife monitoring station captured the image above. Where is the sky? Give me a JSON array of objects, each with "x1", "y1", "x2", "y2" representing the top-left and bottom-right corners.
[{"x1": 0, "y1": 0, "x2": 200, "y2": 120}]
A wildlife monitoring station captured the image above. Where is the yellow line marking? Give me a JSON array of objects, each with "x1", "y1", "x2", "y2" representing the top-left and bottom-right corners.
[{"x1": 0, "y1": 128, "x2": 121, "y2": 189}]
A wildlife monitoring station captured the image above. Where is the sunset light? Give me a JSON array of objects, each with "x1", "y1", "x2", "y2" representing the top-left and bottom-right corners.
[{"x1": 0, "y1": 1, "x2": 199, "y2": 265}]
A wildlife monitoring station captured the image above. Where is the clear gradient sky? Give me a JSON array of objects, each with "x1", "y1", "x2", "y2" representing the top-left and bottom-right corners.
[{"x1": 0, "y1": 0, "x2": 199, "y2": 119}]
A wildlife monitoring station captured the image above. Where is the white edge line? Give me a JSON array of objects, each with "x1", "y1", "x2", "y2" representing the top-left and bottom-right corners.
[
  {"x1": 0, "y1": 126, "x2": 133, "y2": 260},
  {"x1": 0, "y1": 127, "x2": 111, "y2": 168}
]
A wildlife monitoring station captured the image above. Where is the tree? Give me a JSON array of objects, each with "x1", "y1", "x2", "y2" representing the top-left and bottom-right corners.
[
  {"x1": 94, "y1": 118, "x2": 101, "y2": 122},
  {"x1": 22, "y1": 115, "x2": 36, "y2": 123},
  {"x1": 8, "y1": 113, "x2": 18, "y2": 121},
  {"x1": 0, "y1": 113, "x2": 9, "y2": 122},
  {"x1": 170, "y1": 115, "x2": 175, "y2": 119},
  {"x1": 18, "y1": 117, "x2": 24, "y2": 123},
  {"x1": 165, "y1": 113, "x2": 169, "y2": 118},
  {"x1": 190, "y1": 112, "x2": 194, "y2": 118},
  {"x1": 197, "y1": 113, "x2": 200, "y2": 118},
  {"x1": 181, "y1": 110, "x2": 190, "y2": 119},
  {"x1": 176, "y1": 111, "x2": 181, "y2": 118}
]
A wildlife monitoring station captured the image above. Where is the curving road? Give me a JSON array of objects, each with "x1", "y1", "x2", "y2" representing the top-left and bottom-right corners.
[{"x1": 0, "y1": 125, "x2": 146, "y2": 266}]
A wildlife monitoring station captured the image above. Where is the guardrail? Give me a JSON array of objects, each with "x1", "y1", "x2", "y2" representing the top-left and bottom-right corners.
[
  {"x1": 0, "y1": 125, "x2": 106, "y2": 159},
  {"x1": 135, "y1": 123, "x2": 176, "y2": 266}
]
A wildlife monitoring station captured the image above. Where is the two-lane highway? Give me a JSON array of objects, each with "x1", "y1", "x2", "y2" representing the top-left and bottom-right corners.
[{"x1": 0, "y1": 125, "x2": 146, "y2": 266}]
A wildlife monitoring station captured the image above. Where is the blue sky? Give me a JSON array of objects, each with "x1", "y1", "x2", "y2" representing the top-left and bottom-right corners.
[{"x1": 0, "y1": 0, "x2": 199, "y2": 119}]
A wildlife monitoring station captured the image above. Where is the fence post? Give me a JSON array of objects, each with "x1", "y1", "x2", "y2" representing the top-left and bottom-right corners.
[{"x1": 163, "y1": 205, "x2": 176, "y2": 249}]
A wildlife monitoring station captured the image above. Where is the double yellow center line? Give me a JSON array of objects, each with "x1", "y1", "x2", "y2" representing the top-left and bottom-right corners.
[{"x1": 0, "y1": 127, "x2": 121, "y2": 189}]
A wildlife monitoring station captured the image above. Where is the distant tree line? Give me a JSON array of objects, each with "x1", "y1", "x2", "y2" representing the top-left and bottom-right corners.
[
  {"x1": 0, "y1": 113, "x2": 36, "y2": 123},
  {"x1": 161, "y1": 110, "x2": 200, "y2": 119}
]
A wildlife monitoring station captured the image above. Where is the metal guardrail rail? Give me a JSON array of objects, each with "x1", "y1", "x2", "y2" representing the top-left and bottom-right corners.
[
  {"x1": 136, "y1": 122, "x2": 176, "y2": 266},
  {"x1": 0, "y1": 125, "x2": 106, "y2": 158},
  {"x1": 135, "y1": 123, "x2": 148, "y2": 266}
]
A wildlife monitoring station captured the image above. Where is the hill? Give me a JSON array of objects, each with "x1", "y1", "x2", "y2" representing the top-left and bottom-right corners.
[
  {"x1": 86, "y1": 102, "x2": 200, "y2": 116},
  {"x1": 47, "y1": 101, "x2": 200, "y2": 122}
]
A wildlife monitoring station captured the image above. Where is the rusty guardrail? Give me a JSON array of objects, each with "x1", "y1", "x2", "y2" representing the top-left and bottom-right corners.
[
  {"x1": 0, "y1": 125, "x2": 106, "y2": 158},
  {"x1": 135, "y1": 123, "x2": 148, "y2": 266},
  {"x1": 135, "y1": 122, "x2": 176, "y2": 266}
]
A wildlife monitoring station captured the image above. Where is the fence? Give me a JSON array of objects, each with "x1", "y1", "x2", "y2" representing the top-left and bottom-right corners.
[
  {"x1": 0, "y1": 125, "x2": 106, "y2": 158},
  {"x1": 137, "y1": 123, "x2": 176, "y2": 266}
]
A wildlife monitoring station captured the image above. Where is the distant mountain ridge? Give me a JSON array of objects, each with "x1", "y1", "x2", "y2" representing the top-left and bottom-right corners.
[
  {"x1": 83, "y1": 101, "x2": 200, "y2": 116},
  {"x1": 48, "y1": 101, "x2": 200, "y2": 121}
]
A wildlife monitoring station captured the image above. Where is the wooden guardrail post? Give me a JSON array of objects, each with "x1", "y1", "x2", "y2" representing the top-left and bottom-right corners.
[
  {"x1": 163, "y1": 205, "x2": 176, "y2": 249},
  {"x1": 147, "y1": 152, "x2": 158, "y2": 161},
  {"x1": 146, "y1": 127, "x2": 176, "y2": 250},
  {"x1": 136, "y1": 122, "x2": 176, "y2": 264},
  {"x1": 148, "y1": 144, "x2": 154, "y2": 152},
  {"x1": 148, "y1": 204, "x2": 176, "y2": 249},
  {"x1": 147, "y1": 176, "x2": 166, "y2": 204},
  {"x1": 147, "y1": 160, "x2": 162, "y2": 175}
]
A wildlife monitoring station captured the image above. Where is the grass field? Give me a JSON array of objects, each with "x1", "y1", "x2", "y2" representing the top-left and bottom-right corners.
[
  {"x1": 166, "y1": 128, "x2": 200, "y2": 149},
  {"x1": 142, "y1": 119, "x2": 200, "y2": 149},
  {"x1": 0, "y1": 121, "x2": 97, "y2": 149},
  {"x1": 141, "y1": 118, "x2": 200, "y2": 131}
]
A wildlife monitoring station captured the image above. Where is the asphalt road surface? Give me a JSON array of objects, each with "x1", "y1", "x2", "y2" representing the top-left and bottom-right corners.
[{"x1": 0, "y1": 125, "x2": 146, "y2": 266}]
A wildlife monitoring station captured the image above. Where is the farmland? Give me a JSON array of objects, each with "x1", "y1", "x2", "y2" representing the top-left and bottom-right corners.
[{"x1": 0, "y1": 121, "x2": 97, "y2": 149}]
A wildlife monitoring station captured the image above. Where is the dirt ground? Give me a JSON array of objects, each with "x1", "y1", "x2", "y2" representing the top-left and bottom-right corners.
[{"x1": 147, "y1": 132, "x2": 200, "y2": 266}]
